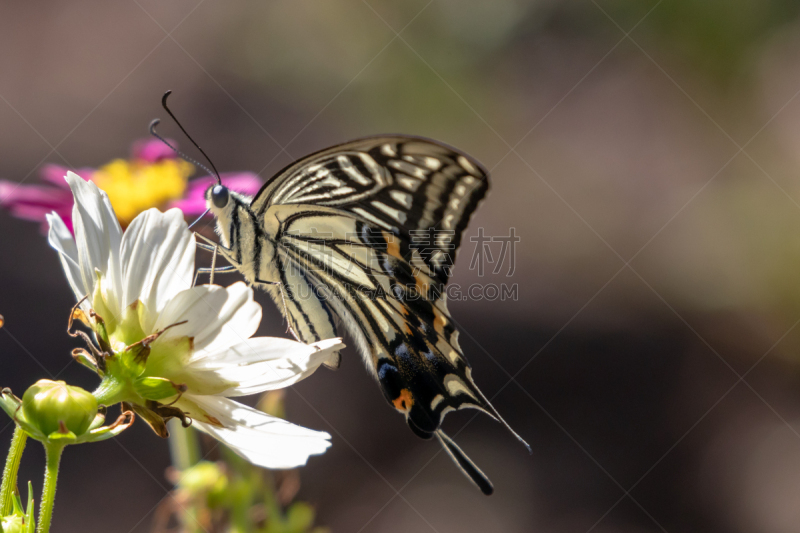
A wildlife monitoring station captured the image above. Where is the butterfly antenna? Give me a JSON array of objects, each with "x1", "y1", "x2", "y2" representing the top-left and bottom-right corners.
[
  {"x1": 435, "y1": 430, "x2": 494, "y2": 495},
  {"x1": 150, "y1": 118, "x2": 216, "y2": 229},
  {"x1": 149, "y1": 119, "x2": 218, "y2": 180},
  {"x1": 159, "y1": 90, "x2": 222, "y2": 185}
]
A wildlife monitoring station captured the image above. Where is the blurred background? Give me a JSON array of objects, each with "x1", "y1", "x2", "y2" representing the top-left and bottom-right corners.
[{"x1": 4, "y1": 0, "x2": 800, "y2": 531}]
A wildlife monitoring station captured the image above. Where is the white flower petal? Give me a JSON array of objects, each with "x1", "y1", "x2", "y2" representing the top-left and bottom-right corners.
[
  {"x1": 154, "y1": 282, "x2": 260, "y2": 348},
  {"x1": 46, "y1": 211, "x2": 87, "y2": 304},
  {"x1": 186, "y1": 395, "x2": 331, "y2": 469},
  {"x1": 66, "y1": 172, "x2": 123, "y2": 316},
  {"x1": 120, "y1": 208, "x2": 194, "y2": 332},
  {"x1": 187, "y1": 337, "x2": 344, "y2": 396}
]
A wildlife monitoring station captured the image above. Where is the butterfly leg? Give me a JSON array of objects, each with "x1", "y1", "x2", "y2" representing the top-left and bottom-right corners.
[
  {"x1": 192, "y1": 266, "x2": 239, "y2": 287},
  {"x1": 209, "y1": 243, "x2": 218, "y2": 284},
  {"x1": 193, "y1": 231, "x2": 228, "y2": 253},
  {"x1": 195, "y1": 241, "x2": 216, "y2": 253},
  {"x1": 191, "y1": 232, "x2": 241, "y2": 286}
]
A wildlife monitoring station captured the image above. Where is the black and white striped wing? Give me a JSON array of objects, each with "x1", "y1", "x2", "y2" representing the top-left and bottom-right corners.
[
  {"x1": 249, "y1": 136, "x2": 527, "y2": 493},
  {"x1": 266, "y1": 205, "x2": 495, "y2": 429},
  {"x1": 251, "y1": 136, "x2": 489, "y2": 286}
]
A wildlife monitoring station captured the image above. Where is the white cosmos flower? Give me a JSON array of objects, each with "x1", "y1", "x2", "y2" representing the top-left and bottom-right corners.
[{"x1": 46, "y1": 171, "x2": 343, "y2": 469}]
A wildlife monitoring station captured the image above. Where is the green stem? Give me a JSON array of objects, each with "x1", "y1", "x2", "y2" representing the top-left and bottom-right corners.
[
  {"x1": 36, "y1": 443, "x2": 64, "y2": 533},
  {"x1": 0, "y1": 427, "x2": 28, "y2": 515},
  {"x1": 167, "y1": 420, "x2": 201, "y2": 471},
  {"x1": 262, "y1": 469, "x2": 282, "y2": 527}
]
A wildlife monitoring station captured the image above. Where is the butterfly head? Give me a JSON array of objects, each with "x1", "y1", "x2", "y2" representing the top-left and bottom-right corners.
[{"x1": 206, "y1": 184, "x2": 237, "y2": 247}]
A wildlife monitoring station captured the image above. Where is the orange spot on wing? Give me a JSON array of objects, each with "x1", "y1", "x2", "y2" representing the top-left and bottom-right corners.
[
  {"x1": 433, "y1": 308, "x2": 448, "y2": 335},
  {"x1": 392, "y1": 389, "x2": 414, "y2": 413},
  {"x1": 385, "y1": 232, "x2": 401, "y2": 259}
]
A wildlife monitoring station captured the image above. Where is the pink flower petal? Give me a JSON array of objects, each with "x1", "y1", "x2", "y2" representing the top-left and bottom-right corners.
[
  {"x1": 170, "y1": 172, "x2": 263, "y2": 215},
  {"x1": 220, "y1": 173, "x2": 263, "y2": 195},
  {"x1": 39, "y1": 164, "x2": 93, "y2": 187},
  {"x1": 5, "y1": 203, "x2": 72, "y2": 234},
  {"x1": 0, "y1": 180, "x2": 73, "y2": 208},
  {"x1": 132, "y1": 138, "x2": 178, "y2": 163},
  {"x1": 0, "y1": 173, "x2": 80, "y2": 234},
  {"x1": 169, "y1": 196, "x2": 208, "y2": 215}
]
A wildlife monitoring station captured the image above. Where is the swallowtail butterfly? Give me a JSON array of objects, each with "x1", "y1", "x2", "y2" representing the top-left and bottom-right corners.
[{"x1": 153, "y1": 93, "x2": 530, "y2": 495}]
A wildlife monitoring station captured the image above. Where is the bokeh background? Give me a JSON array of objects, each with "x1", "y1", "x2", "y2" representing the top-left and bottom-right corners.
[{"x1": 4, "y1": 0, "x2": 800, "y2": 531}]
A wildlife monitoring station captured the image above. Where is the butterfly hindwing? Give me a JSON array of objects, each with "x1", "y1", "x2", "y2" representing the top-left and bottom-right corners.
[
  {"x1": 263, "y1": 261, "x2": 342, "y2": 369},
  {"x1": 267, "y1": 204, "x2": 499, "y2": 434}
]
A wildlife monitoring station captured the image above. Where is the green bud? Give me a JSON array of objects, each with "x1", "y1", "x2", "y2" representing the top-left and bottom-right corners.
[
  {"x1": 178, "y1": 461, "x2": 228, "y2": 504},
  {"x1": 286, "y1": 502, "x2": 316, "y2": 532},
  {"x1": 21, "y1": 380, "x2": 98, "y2": 437},
  {"x1": 1, "y1": 514, "x2": 26, "y2": 533}
]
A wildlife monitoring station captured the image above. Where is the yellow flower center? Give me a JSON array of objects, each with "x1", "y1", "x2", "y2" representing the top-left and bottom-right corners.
[{"x1": 92, "y1": 158, "x2": 193, "y2": 226}]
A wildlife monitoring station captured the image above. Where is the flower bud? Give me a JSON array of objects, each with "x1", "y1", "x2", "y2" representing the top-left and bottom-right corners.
[
  {"x1": 21, "y1": 380, "x2": 98, "y2": 437},
  {"x1": 178, "y1": 461, "x2": 228, "y2": 498},
  {"x1": 1, "y1": 514, "x2": 26, "y2": 533}
]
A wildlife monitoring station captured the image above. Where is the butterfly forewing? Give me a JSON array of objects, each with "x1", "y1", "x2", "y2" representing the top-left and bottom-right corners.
[{"x1": 252, "y1": 136, "x2": 489, "y2": 286}]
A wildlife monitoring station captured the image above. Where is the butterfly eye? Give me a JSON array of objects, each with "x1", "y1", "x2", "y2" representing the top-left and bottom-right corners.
[{"x1": 211, "y1": 185, "x2": 229, "y2": 208}]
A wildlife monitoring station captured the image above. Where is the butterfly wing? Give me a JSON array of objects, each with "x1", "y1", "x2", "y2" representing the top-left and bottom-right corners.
[
  {"x1": 252, "y1": 135, "x2": 489, "y2": 286},
  {"x1": 248, "y1": 136, "x2": 528, "y2": 492}
]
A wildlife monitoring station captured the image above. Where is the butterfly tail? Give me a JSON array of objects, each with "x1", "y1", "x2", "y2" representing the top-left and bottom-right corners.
[
  {"x1": 435, "y1": 430, "x2": 494, "y2": 495},
  {"x1": 470, "y1": 385, "x2": 532, "y2": 454}
]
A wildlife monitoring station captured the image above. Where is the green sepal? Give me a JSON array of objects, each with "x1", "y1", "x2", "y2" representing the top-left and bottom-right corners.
[
  {"x1": 46, "y1": 429, "x2": 77, "y2": 443},
  {"x1": 77, "y1": 410, "x2": 135, "y2": 443},
  {"x1": 2, "y1": 481, "x2": 37, "y2": 533},
  {"x1": 134, "y1": 377, "x2": 185, "y2": 402},
  {"x1": 25, "y1": 482, "x2": 33, "y2": 533},
  {"x1": 129, "y1": 403, "x2": 169, "y2": 438},
  {"x1": 0, "y1": 390, "x2": 46, "y2": 440},
  {"x1": 92, "y1": 314, "x2": 113, "y2": 355},
  {"x1": 10, "y1": 488, "x2": 23, "y2": 516},
  {"x1": 124, "y1": 344, "x2": 150, "y2": 377},
  {"x1": 86, "y1": 406, "x2": 107, "y2": 432},
  {"x1": 0, "y1": 389, "x2": 21, "y2": 422},
  {"x1": 71, "y1": 348, "x2": 103, "y2": 377}
]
